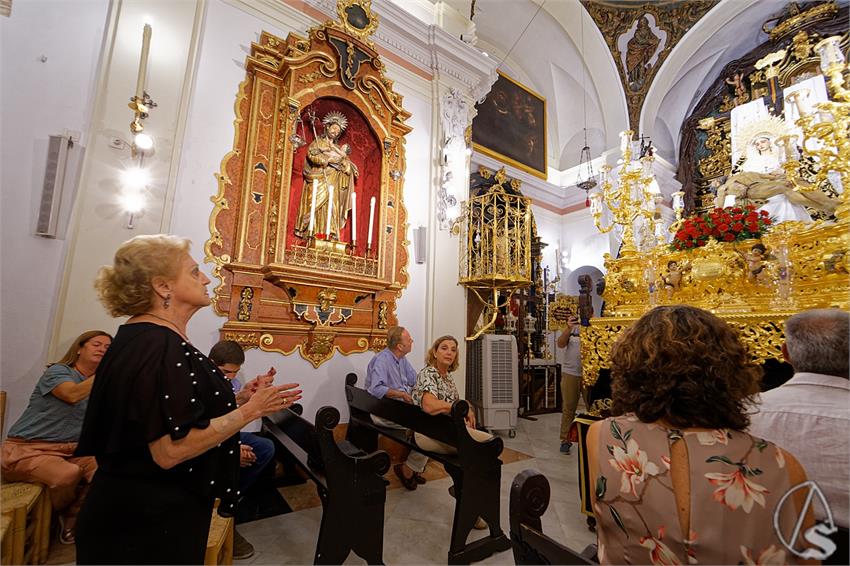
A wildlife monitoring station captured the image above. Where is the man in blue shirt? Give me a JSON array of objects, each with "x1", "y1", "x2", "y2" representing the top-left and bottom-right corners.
[{"x1": 365, "y1": 326, "x2": 428, "y2": 490}]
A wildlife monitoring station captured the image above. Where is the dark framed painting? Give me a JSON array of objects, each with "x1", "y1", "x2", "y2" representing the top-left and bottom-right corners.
[{"x1": 472, "y1": 72, "x2": 547, "y2": 179}]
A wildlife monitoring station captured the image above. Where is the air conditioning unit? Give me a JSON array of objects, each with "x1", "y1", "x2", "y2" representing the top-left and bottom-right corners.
[{"x1": 465, "y1": 334, "x2": 518, "y2": 437}]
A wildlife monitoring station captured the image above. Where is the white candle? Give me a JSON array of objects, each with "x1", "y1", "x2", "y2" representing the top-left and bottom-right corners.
[
  {"x1": 351, "y1": 191, "x2": 357, "y2": 245},
  {"x1": 135, "y1": 24, "x2": 152, "y2": 100},
  {"x1": 367, "y1": 196, "x2": 376, "y2": 249},
  {"x1": 325, "y1": 185, "x2": 334, "y2": 236},
  {"x1": 308, "y1": 179, "x2": 317, "y2": 234},
  {"x1": 619, "y1": 130, "x2": 631, "y2": 154}
]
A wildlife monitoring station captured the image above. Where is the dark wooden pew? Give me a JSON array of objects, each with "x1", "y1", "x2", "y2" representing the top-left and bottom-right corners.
[
  {"x1": 263, "y1": 404, "x2": 390, "y2": 565},
  {"x1": 344, "y1": 373, "x2": 511, "y2": 565},
  {"x1": 510, "y1": 469, "x2": 598, "y2": 565}
]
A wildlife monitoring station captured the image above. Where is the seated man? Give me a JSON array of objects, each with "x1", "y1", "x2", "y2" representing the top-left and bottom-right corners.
[
  {"x1": 208, "y1": 340, "x2": 277, "y2": 561},
  {"x1": 365, "y1": 326, "x2": 429, "y2": 491},
  {"x1": 749, "y1": 309, "x2": 849, "y2": 564}
]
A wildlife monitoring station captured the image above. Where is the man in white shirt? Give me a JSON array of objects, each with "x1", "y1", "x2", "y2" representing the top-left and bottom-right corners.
[
  {"x1": 557, "y1": 315, "x2": 582, "y2": 455},
  {"x1": 749, "y1": 309, "x2": 849, "y2": 563}
]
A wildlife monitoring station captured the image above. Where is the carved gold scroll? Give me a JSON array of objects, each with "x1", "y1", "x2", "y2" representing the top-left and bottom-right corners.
[{"x1": 205, "y1": 0, "x2": 412, "y2": 367}]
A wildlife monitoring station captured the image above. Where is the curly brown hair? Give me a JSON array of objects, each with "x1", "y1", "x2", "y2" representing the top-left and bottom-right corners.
[{"x1": 610, "y1": 305, "x2": 761, "y2": 430}]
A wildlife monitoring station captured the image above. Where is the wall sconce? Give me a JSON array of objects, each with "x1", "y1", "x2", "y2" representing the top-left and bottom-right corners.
[{"x1": 121, "y1": 23, "x2": 157, "y2": 228}]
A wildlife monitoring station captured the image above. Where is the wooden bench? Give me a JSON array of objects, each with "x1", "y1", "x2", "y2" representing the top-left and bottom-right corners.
[
  {"x1": 204, "y1": 499, "x2": 234, "y2": 565},
  {"x1": 344, "y1": 373, "x2": 511, "y2": 565},
  {"x1": 509, "y1": 469, "x2": 597, "y2": 565},
  {"x1": 263, "y1": 404, "x2": 390, "y2": 565},
  {"x1": 0, "y1": 482, "x2": 50, "y2": 564}
]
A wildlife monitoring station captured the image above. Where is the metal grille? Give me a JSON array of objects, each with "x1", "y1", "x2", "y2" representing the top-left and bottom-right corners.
[{"x1": 489, "y1": 339, "x2": 514, "y2": 404}]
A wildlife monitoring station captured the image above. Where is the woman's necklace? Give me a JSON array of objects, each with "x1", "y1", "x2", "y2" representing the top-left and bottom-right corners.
[{"x1": 142, "y1": 312, "x2": 189, "y2": 341}]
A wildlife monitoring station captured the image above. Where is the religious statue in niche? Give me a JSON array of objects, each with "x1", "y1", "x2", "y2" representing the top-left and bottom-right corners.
[
  {"x1": 206, "y1": 0, "x2": 413, "y2": 368},
  {"x1": 624, "y1": 15, "x2": 662, "y2": 91},
  {"x1": 295, "y1": 111, "x2": 359, "y2": 242},
  {"x1": 286, "y1": 97, "x2": 383, "y2": 256}
]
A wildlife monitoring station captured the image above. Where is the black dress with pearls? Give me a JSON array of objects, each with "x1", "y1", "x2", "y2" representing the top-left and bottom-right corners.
[{"x1": 75, "y1": 323, "x2": 240, "y2": 564}]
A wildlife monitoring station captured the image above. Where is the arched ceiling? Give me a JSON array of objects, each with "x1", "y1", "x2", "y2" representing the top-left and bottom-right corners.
[
  {"x1": 411, "y1": 0, "x2": 841, "y2": 210},
  {"x1": 442, "y1": 0, "x2": 627, "y2": 176},
  {"x1": 642, "y1": 0, "x2": 792, "y2": 163}
]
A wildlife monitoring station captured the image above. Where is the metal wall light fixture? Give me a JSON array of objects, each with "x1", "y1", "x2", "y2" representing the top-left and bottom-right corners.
[{"x1": 121, "y1": 23, "x2": 156, "y2": 228}]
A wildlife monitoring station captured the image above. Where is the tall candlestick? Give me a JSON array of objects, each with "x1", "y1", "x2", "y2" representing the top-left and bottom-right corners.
[
  {"x1": 619, "y1": 130, "x2": 632, "y2": 155},
  {"x1": 351, "y1": 191, "x2": 357, "y2": 245},
  {"x1": 308, "y1": 179, "x2": 317, "y2": 234},
  {"x1": 325, "y1": 185, "x2": 334, "y2": 236},
  {"x1": 367, "y1": 196, "x2": 376, "y2": 249},
  {"x1": 135, "y1": 24, "x2": 152, "y2": 100}
]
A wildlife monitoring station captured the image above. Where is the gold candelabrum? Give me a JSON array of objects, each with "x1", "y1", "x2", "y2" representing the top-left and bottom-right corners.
[
  {"x1": 777, "y1": 36, "x2": 850, "y2": 221},
  {"x1": 590, "y1": 130, "x2": 660, "y2": 255},
  {"x1": 458, "y1": 179, "x2": 533, "y2": 340},
  {"x1": 579, "y1": 37, "x2": 850, "y2": 387}
]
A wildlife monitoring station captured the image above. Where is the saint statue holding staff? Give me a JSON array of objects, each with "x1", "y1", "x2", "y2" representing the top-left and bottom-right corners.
[{"x1": 295, "y1": 111, "x2": 359, "y2": 240}]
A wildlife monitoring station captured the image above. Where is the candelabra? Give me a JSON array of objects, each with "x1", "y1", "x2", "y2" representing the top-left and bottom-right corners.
[
  {"x1": 777, "y1": 36, "x2": 850, "y2": 222},
  {"x1": 590, "y1": 130, "x2": 659, "y2": 255}
]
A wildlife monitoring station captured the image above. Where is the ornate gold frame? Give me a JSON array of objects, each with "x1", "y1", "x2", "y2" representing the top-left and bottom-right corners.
[
  {"x1": 472, "y1": 72, "x2": 548, "y2": 179},
  {"x1": 205, "y1": 0, "x2": 412, "y2": 367}
]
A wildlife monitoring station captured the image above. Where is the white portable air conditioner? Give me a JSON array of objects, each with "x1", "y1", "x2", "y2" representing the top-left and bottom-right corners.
[{"x1": 465, "y1": 334, "x2": 518, "y2": 437}]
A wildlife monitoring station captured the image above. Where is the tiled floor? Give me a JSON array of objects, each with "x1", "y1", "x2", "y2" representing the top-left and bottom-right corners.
[
  {"x1": 236, "y1": 412, "x2": 597, "y2": 565},
  {"x1": 45, "y1": 412, "x2": 596, "y2": 565}
]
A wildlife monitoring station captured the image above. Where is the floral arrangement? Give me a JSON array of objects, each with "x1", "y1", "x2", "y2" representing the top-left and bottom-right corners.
[{"x1": 671, "y1": 205, "x2": 773, "y2": 251}]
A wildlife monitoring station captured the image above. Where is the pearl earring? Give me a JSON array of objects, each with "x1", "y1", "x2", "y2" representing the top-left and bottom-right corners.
[{"x1": 164, "y1": 294, "x2": 171, "y2": 309}]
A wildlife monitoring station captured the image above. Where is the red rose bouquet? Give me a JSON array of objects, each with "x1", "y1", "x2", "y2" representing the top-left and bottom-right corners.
[{"x1": 671, "y1": 205, "x2": 772, "y2": 251}]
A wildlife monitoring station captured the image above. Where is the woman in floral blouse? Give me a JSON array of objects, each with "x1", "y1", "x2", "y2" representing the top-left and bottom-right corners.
[
  {"x1": 411, "y1": 335, "x2": 492, "y2": 451},
  {"x1": 588, "y1": 306, "x2": 816, "y2": 565},
  {"x1": 412, "y1": 335, "x2": 492, "y2": 529}
]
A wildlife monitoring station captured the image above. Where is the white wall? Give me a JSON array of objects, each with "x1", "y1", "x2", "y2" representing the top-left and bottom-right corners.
[
  {"x1": 171, "y1": 0, "x2": 435, "y2": 422},
  {"x1": 0, "y1": 0, "x2": 111, "y2": 427}
]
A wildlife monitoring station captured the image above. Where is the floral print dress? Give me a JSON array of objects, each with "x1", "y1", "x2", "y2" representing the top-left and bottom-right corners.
[{"x1": 592, "y1": 414, "x2": 800, "y2": 565}]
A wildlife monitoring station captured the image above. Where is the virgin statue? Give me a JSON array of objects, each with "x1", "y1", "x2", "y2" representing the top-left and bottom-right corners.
[
  {"x1": 295, "y1": 111, "x2": 359, "y2": 240},
  {"x1": 714, "y1": 119, "x2": 836, "y2": 222}
]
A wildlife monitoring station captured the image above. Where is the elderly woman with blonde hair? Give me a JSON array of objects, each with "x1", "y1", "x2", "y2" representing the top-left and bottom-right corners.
[
  {"x1": 74, "y1": 235, "x2": 302, "y2": 565},
  {"x1": 2, "y1": 330, "x2": 111, "y2": 544}
]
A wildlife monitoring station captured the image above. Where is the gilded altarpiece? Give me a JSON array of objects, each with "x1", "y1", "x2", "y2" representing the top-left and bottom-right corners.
[{"x1": 206, "y1": 1, "x2": 412, "y2": 367}]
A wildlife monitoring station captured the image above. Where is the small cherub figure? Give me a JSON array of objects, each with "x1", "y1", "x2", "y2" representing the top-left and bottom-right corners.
[
  {"x1": 738, "y1": 243, "x2": 770, "y2": 283},
  {"x1": 725, "y1": 71, "x2": 748, "y2": 106},
  {"x1": 662, "y1": 260, "x2": 685, "y2": 299}
]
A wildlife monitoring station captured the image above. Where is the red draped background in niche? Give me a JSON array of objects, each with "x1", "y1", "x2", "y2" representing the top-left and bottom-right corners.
[{"x1": 287, "y1": 97, "x2": 382, "y2": 256}]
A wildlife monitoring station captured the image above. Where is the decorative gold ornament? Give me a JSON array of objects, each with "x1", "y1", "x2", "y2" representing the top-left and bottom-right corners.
[
  {"x1": 548, "y1": 294, "x2": 578, "y2": 331},
  {"x1": 458, "y1": 168, "x2": 533, "y2": 340},
  {"x1": 237, "y1": 287, "x2": 254, "y2": 321},
  {"x1": 590, "y1": 130, "x2": 660, "y2": 256}
]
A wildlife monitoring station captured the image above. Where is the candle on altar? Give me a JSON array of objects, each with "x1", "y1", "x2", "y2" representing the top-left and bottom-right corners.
[
  {"x1": 308, "y1": 179, "x2": 317, "y2": 234},
  {"x1": 135, "y1": 24, "x2": 152, "y2": 100},
  {"x1": 325, "y1": 185, "x2": 335, "y2": 237},
  {"x1": 367, "y1": 196, "x2": 376, "y2": 249},
  {"x1": 351, "y1": 191, "x2": 357, "y2": 245}
]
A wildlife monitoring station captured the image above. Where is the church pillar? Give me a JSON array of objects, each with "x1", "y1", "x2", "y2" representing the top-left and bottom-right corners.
[{"x1": 50, "y1": 0, "x2": 205, "y2": 356}]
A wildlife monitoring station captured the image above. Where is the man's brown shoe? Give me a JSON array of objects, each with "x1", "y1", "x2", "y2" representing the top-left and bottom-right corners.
[{"x1": 393, "y1": 463, "x2": 417, "y2": 490}]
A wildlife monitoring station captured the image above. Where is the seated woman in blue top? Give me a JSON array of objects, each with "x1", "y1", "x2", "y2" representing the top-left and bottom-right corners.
[{"x1": 1, "y1": 330, "x2": 112, "y2": 544}]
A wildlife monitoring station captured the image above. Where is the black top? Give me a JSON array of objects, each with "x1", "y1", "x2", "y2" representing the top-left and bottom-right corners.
[{"x1": 76, "y1": 323, "x2": 240, "y2": 515}]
